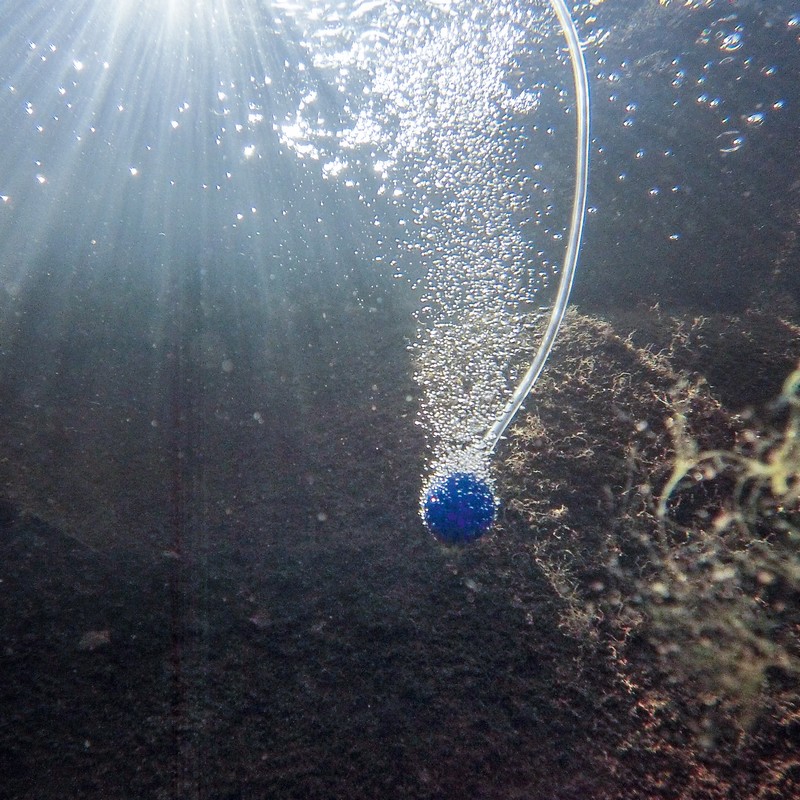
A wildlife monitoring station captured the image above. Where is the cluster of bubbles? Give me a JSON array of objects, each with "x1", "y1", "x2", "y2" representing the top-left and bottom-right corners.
[
  {"x1": 602, "y1": 4, "x2": 790, "y2": 173},
  {"x1": 349, "y1": 6, "x2": 552, "y2": 510},
  {"x1": 275, "y1": 1, "x2": 575, "y2": 542}
]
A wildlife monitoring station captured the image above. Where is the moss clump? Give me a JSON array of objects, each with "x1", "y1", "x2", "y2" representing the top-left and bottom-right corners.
[
  {"x1": 659, "y1": 364, "x2": 799, "y2": 526},
  {"x1": 649, "y1": 362, "x2": 799, "y2": 733},
  {"x1": 498, "y1": 307, "x2": 800, "y2": 756}
]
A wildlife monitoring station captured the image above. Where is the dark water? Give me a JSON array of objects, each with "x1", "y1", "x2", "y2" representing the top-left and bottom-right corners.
[
  {"x1": 576, "y1": 0, "x2": 800, "y2": 311},
  {"x1": 1, "y1": 2, "x2": 799, "y2": 798}
]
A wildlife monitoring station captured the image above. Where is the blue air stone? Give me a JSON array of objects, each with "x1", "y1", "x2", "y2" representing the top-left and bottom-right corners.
[{"x1": 423, "y1": 471, "x2": 496, "y2": 544}]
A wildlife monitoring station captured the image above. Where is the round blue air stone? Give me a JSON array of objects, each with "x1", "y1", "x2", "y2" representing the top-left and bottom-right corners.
[{"x1": 423, "y1": 471, "x2": 496, "y2": 544}]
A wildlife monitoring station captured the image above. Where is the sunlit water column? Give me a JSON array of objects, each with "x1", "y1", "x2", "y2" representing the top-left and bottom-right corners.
[{"x1": 418, "y1": 0, "x2": 590, "y2": 543}]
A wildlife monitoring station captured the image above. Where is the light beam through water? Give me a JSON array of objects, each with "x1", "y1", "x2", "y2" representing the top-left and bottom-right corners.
[{"x1": 0, "y1": 1, "x2": 590, "y2": 546}]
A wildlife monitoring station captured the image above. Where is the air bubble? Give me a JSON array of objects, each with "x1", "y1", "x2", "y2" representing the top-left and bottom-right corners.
[
  {"x1": 716, "y1": 130, "x2": 744, "y2": 154},
  {"x1": 719, "y1": 31, "x2": 742, "y2": 52}
]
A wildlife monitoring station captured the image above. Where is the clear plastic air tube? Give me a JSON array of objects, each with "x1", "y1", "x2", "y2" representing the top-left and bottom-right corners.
[{"x1": 484, "y1": 0, "x2": 590, "y2": 452}]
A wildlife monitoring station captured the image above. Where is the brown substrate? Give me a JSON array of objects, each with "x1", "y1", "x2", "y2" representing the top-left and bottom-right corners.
[{"x1": 1, "y1": 303, "x2": 799, "y2": 799}]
